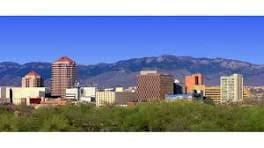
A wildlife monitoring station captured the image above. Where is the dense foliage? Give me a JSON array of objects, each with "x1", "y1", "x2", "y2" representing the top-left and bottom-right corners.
[{"x1": 0, "y1": 101, "x2": 264, "y2": 132}]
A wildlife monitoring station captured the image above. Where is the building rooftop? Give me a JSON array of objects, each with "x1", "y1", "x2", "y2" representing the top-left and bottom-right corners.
[
  {"x1": 139, "y1": 70, "x2": 172, "y2": 77},
  {"x1": 55, "y1": 56, "x2": 76, "y2": 65},
  {"x1": 140, "y1": 70, "x2": 158, "y2": 75},
  {"x1": 25, "y1": 71, "x2": 40, "y2": 77}
]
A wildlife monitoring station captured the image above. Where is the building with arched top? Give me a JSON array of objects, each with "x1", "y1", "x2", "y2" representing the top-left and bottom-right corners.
[
  {"x1": 51, "y1": 56, "x2": 77, "y2": 98},
  {"x1": 22, "y1": 71, "x2": 43, "y2": 87}
]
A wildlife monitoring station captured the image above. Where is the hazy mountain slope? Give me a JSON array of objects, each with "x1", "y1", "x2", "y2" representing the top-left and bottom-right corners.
[{"x1": 0, "y1": 55, "x2": 263, "y2": 87}]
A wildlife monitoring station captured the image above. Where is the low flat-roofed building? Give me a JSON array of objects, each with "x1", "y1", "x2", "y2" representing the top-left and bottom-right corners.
[
  {"x1": 65, "y1": 87, "x2": 97, "y2": 102},
  {"x1": 104, "y1": 88, "x2": 115, "y2": 91},
  {"x1": 80, "y1": 87, "x2": 96, "y2": 102},
  {"x1": 193, "y1": 85, "x2": 206, "y2": 95},
  {"x1": 12, "y1": 87, "x2": 47, "y2": 105},
  {"x1": 28, "y1": 98, "x2": 42, "y2": 105},
  {"x1": 204, "y1": 86, "x2": 221, "y2": 104},
  {"x1": 96, "y1": 91, "x2": 137, "y2": 107},
  {"x1": 243, "y1": 87, "x2": 252, "y2": 99},
  {"x1": 205, "y1": 86, "x2": 250, "y2": 104},
  {"x1": 0, "y1": 87, "x2": 47, "y2": 105},
  {"x1": 126, "y1": 86, "x2": 137, "y2": 93},
  {"x1": 82, "y1": 87, "x2": 96, "y2": 97},
  {"x1": 165, "y1": 94, "x2": 193, "y2": 101},
  {"x1": 31, "y1": 98, "x2": 67, "y2": 109},
  {"x1": 41, "y1": 98, "x2": 66, "y2": 105},
  {"x1": 66, "y1": 88, "x2": 79, "y2": 100},
  {"x1": 115, "y1": 87, "x2": 124, "y2": 92}
]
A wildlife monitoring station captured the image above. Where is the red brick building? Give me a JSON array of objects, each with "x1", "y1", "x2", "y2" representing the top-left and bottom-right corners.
[{"x1": 137, "y1": 70, "x2": 174, "y2": 101}]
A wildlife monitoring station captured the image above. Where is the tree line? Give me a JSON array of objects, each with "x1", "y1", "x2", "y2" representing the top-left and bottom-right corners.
[{"x1": 0, "y1": 101, "x2": 264, "y2": 131}]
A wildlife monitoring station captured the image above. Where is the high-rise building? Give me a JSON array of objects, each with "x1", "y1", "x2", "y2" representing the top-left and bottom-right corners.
[
  {"x1": 51, "y1": 56, "x2": 77, "y2": 98},
  {"x1": 185, "y1": 73, "x2": 204, "y2": 94},
  {"x1": 220, "y1": 74, "x2": 243, "y2": 103},
  {"x1": 137, "y1": 70, "x2": 174, "y2": 101},
  {"x1": 22, "y1": 71, "x2": 43, "y2": 87}
]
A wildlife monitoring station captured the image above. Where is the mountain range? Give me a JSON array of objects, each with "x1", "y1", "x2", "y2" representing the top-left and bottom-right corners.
[{"x1": 0, "y1": 55, "x2": 264, "y2": 87}]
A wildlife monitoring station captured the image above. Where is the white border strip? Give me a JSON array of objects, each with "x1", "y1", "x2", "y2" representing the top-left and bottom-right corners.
[
  {"x1": 0, "y1": 0, "x2": 264, "y2": 15},
  {"x1": 0, "y1": 132, "x2": 263, "y2": 148}
]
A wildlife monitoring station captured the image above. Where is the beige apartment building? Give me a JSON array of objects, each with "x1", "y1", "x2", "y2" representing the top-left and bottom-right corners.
[
  {"x1": 137, "y1": 70, "x2": 174, "y2": 101},
  {"x1": 243, "y1": 87, "x2": 251, "y2": 99},
  {"x1": 22, "y1": 71, "x2": 43, "y2": 87},
  {"x1": 204, "y1": 86, "x2": 221, "y2": 104},
  {"x1": 220, "y1": 74, "x2": 244, "y2": 103},
  {"x1": 0, "y1": 87, "x2": 47, "y2": 105},
  {"x1": 96, "y1": 90, "x2": 137, "y2": 107},
  {"x1": 51, "y1": 56, "x2": 77, "y2": 98},
  {"x1": 204, "y1": 85, "x2": 251, "y2": 104}
]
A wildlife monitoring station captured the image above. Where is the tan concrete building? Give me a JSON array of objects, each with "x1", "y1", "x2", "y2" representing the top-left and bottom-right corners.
[
  {"x1": 204, "y1": 86, "x2": 221, "y2": 104},
  {"x1": 220, "y1": 74, "x2": 244, "y2": 103},
  {"x1": 115, "y1": 87, "x2": 124, "y2": 92},
  {"x1": 205, "y1": 85, "x2": 250, "y2": 104},
  {"x1": 22, "y1": 71, "x2": 43, "y2": 87},
  {"x1": 243, "y1": 87, "x2": 252, "y2": 99},
  {"x1": 193, "y1": 85, "x2": 206, "y2": 94},
  {"x1": 137, "y1": 70, "x2": 174, "y2": 101},
  {"x1": 51, "y1": 56, "x2": 77, "y2": 98},
  {"x1": 96, "y1": 91, "x2": 137, "y2": 107}
]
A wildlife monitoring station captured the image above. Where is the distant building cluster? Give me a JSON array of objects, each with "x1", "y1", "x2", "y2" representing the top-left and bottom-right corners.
[{"x1": 0, "y1": 56, "x2": 254, "y2": 108}]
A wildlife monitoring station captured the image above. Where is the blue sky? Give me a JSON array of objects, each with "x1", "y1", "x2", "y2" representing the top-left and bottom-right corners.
[{"x1": 0, "y1": 16, "x2": 264, "y2": 65}]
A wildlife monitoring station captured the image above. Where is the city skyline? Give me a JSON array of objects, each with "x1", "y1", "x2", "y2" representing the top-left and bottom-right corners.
[{"x1": 1, "y1": 16, "x2": 264, "y2": 64}]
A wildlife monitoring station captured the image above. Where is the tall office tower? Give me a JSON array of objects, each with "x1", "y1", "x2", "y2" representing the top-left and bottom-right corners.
[
  {"x1": 22, "y1": 71, "x2": 43, "y2": 87},
  {"x1": 185, "y1": 73, "x2": 204, "y2": 94},
  {"x1": 51, "y1": 56, "x2": 77, "y2": 98},
  {"x1": 137, "y1": 70, "x2": 174, "y2": 101},
  {"x1": 220, "y1": 74, "x2": 243, "y2": 103}
]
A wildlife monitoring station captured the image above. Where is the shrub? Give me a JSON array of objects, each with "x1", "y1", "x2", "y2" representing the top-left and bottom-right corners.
[{"x1": 1, "y1": 101, "x2": 264, "y2": 132}]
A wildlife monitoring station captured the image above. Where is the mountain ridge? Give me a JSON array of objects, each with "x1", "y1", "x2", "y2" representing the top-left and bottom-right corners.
[{"x1": 0, "y1": 55, "x2": 263, "y2": 87}]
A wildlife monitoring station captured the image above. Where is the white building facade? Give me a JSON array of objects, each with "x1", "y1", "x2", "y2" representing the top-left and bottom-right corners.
[
  {"x1": 65, "y1": 87, "x2": 97, "y2": 102},
  {"x1": 0, "y1": 87, "x2": 47, "y2": 105},
  {"x1": 220, "y1": 74, "x2": 244, "y2": 103}
]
